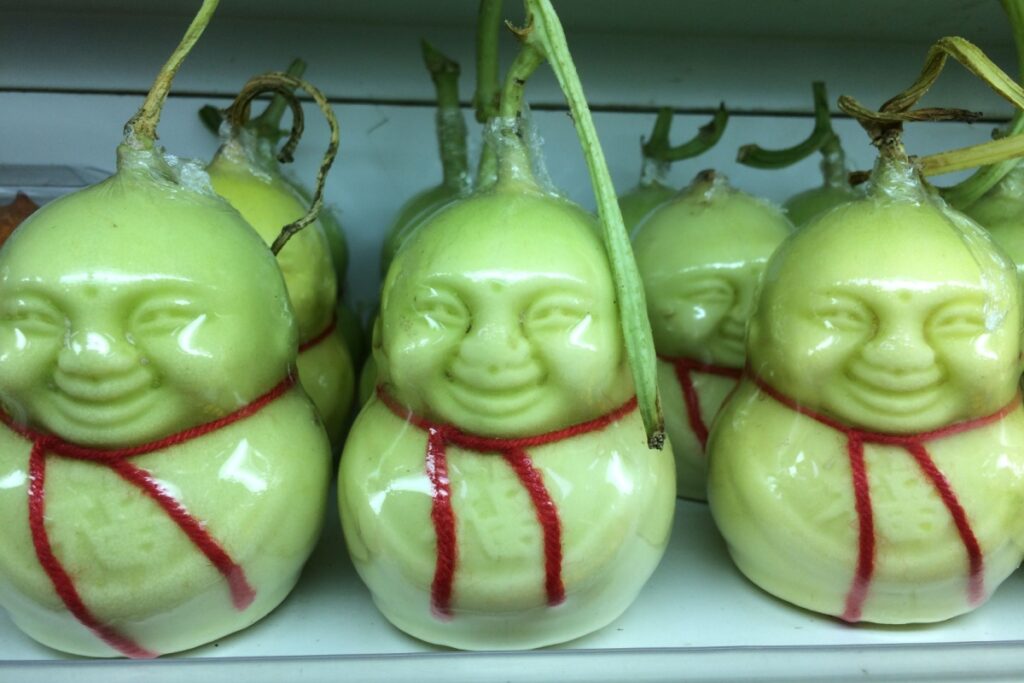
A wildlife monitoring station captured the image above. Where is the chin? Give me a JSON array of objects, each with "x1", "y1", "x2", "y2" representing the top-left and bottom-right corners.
[
  {"x1": 823, "y1": 387, "x2": 959, "y2": 435},
  {"x1": 428, "y1": 389, "x2": 562, "y2": 439}
]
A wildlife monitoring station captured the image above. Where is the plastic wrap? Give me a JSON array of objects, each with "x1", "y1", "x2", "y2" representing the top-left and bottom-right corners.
[
  {"x1": 206, "y1": 128, "x2": 354, "y2": 448},
  {"x1": 707, "y1": 152, "x2": 1024, "y2": 624},
  {"x1": 0, "y1": 144, "x2": 331, "y2": 656},
  {"x1": 632, "y1": 170, "x2": 793, "y2": 500},
  {"x1": 339, "y1": 121, "x2": 675, "y2": 650}
]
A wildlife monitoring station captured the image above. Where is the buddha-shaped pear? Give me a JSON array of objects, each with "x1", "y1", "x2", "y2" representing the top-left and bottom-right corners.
[
  {"x1": 339, "y1": 109, "x2": 674, "y2": 647},
  {"x1": 207, "y1": 124, "x2": 354, "y2": 448},
  {"x1": 634, "y1": 170, "x2": 792, "y2": 500},
  {"x1": 0, "y1": 145, "x2": 331, "y2": 656},
  {"x1": 707, "y1": 151, "x2": 1024, "y2": 623}
]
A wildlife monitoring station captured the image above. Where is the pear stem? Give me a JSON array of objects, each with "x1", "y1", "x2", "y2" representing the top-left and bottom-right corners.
[
  {"x1": 521, "y1": 0, "x2": 664, "y2": 446},
  {"x1": 225, "y1": 73, "x2": 340, "y2": 254},
  {"x1": 125, "y1": 0, "x2": 220, "y2": 146},
  {"x1": 422, "y1": 41, "x2": 470, "y2": 191},
  {"x1": 840, "y1": 37, "x2": 1024, "y2": 177},
  {"x1": 643, "y1": 104, "x2": 729, "y2": 164},
  {"x1": 251, "y1": 58, "x2": 307, "y2": 141},
  {"x1": 942, "y1": 0, "x2": 1024, "y2": 208},
  {"x1": 737, "y1": 81, "x2": 837, "y2": 169}
]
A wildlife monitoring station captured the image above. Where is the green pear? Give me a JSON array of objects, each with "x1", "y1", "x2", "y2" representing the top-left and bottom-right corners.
[
  {"x1": 964, "y1": 164, "x2": 1024, "y2": 286},
  {"x1": 0, "y1": 145, "x2": 331, "y2": 656},
  {"x1": 633, "y1": 171, "x2": 792, "y2": 500},
  {"x1": 708, "y1": 156, "x2": 1024, "y2": 623},
  {"x1": 339, "y1": 181, "x2": 674, "y2": 649},
  {"x1": 207, "y1": 131, "x2": 354, "y2": 447}
]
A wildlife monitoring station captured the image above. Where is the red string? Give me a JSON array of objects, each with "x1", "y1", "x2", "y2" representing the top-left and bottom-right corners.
[
  {"x1": 376, "y1": 386, "x2": 637, "y2": 616},
  {"x1": 298, "y1": 314, "x2": 338, "y2": 354},
  {"x1": 8, "y1": 375, "x2": 294, "y2": 658},
  {"x1": 659, "y1": 355, "x2": 741, "y2": 451},
  {"x1": 752, "y1": 374, "x2": 1018, "y2": 621}
]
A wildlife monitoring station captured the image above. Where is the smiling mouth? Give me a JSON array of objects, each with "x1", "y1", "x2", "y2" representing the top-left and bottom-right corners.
[
  {"x1": 842, "y1": 364, "x2": 945, "y2": 417},
  {"x1": 444, "y1": 373, "x2": 546, "y2": 419},
  {"x1": 49, "y1": 372, "x2": 159, "y2": 429}
]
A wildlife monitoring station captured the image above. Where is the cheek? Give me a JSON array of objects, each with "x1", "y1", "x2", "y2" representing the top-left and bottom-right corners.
[
  {"x1": 934, "y1": 331, "x2": 1017, "y2": 385},
  {"x1": 384, "y1": 329, "x2": 461, "y2": 391},
  {"x1": 770, "y1": 317, "x2": 866, "y2": 382},
  {"x1": 0, "y1": 330, "x2": 60, "y2": 392},
  {"x1": 531, "y1": 319, "x2": 622, "y2": 389}
]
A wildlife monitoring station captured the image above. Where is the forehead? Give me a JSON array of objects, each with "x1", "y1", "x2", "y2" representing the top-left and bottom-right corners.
[
  {"x1": 772, "y1": 202, "x2": 994, "y2": 293},
  {"x1": 396, "y1": 192, "x2": 612, "y2": 290},
  {"x1": 1, "y1": 190, "x2": 269, "y2": 291},
  {"x1": 635, "y1": 210, "x2": 788, "y2": 274}
]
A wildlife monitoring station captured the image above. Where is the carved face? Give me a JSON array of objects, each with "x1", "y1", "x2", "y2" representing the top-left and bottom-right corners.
[
  {"x1": 377, "y1": 189, "x2": 631, "y2": 437},
  {"x1": 0, "y1": 165, "x2": 295, "y2": 447},
  {"x1": 750, "y1": 199, "x2": 1022, "y2": 433},
  {"x1": 633, "y1": 177, "x2": 792, "y2": 367}
]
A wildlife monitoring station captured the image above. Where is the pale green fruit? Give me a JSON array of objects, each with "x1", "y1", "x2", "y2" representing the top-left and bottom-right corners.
[
  {"x1": 633, "y1": 171, "x2": 792, "y2": 500},
  {"x1": 964, "y1": 164, "x2": 1024, "y2": 286},
  {"x1": 618, "y1": 179, "x2": 675, "y2": 234},
  {"x1": 379, "y1": 183, "x2": 460, "y2": 276},
  {"x1": 784, "y1": 182, "x2": 861, "y2": 227},
  {"x1": 339, "y1": 182, "x2": 675, "y2": 649},
  {"x1": 0, "y1": 145, "x2": 331, "y2": 656},
  {"x1": 357, "y1": 354, "x2": 377, "y2": 406},
  {"x1": 709, "y1": 158, "x2": 1024, "y2": 623},
  {"x1": 208, "y1": 133, "x2": 354, "y2": 446}
]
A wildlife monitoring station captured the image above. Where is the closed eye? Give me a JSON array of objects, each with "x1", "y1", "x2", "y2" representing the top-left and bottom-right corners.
[
  {"x1": 811, "y1": 296, "x2": 874, "y2": 333},
  {"x1": 927, "y1": 301, "x2": 986, "y2": 339},
  {"x1": 2, "y1": 297, "x2": 64, "y2": 336},
  {"x1": 524, "y1": 294, "x2": 589, "y2": 335},
  {"x1": 414, "y1": 289, "x2": 470, "y2": 330},
  {"x1": 131, "y1": 300, "x2": 202, "y2": 336}
]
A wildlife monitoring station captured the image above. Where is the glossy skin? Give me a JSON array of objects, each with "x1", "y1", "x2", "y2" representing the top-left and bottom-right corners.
[
  {"x1": 619, "y1": 179, "x2": 675, "y2": 235},
  {"x1": 784, "y1": 183, "x2": 861, "y2": 228},
  {"x1": 0, "y1": 147, "x2": 331, "y2": 656},
  {"x1": 965, "y1": 165, "x2": 1024, "y2": 287},
  {"x1": 208, "y1": 136, "x2": 354, "y2": 447},
  {"x1": 340, "y1": 183, "x2": 675, "y2": 649},
  {"x1": 633, "y1": 174, "x2": 792, "y2": 499},
  {"x1": 379, "y1": 183, "x2": 461, "y2": 276},
  {"x1": 709, "y1": 187, "x2": 1024, "y2": 623}
]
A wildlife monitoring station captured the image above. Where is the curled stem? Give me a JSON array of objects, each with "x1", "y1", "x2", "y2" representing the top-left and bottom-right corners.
[
  {"x1": 225, "y1": 83, "x2": 305, "y2": 163},
  {"x1": 521, "y1": 0, "x2": 664, "y2": 446},
  {"x1": 737, "y1": 81, "x2": 835, "y2": 169},
  {"x1": 422, "y1": 41, "x2": 470, "y2": 190},
  {"x1": 643, "y1": 104, "x2": 728, "y2": 164},
  {"x1": 251, "y1": 58, "x2": 307, "y2": 141},
  {"x1": 125, "y1": 0, "x2": 220, "y2": 146},
  {"x1": 839, "y1": 37, "x2": 1024, "y2": 174},
  {"x1": 225, "y1": 73, "x2": 340, "y2": 255},
  {"x1": 943, "y1": 0, "x2": 1024, "y2": 208}
]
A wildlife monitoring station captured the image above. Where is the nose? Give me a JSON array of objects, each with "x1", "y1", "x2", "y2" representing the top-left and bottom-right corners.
[
  {"x1": 859, "y1": 318, "x2": 936, "y2": 373},
  {"x1": 457, "y1": 311, "x2": 531, "y2": 372},
  {"x1": 58, "y1": 328, "x2": 138, "y2": 377}
]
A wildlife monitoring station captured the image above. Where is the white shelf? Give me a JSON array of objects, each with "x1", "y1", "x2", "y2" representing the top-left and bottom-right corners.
[{"x1": 2, "y1": 500, "x2": 1023, "y2": 682}]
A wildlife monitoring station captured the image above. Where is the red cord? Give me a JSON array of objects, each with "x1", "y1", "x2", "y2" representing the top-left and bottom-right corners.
[
  {"x1": 659, "y1": 355, "x2": 741, "y2": 451},
  {"x1": 752, "y1": 374, "x2": 1017, "y2": 621},
  {"x1": 8, "y1": 375, "x2": 294, "y2": 658},
  {"x1": 298, "y1": 314, "x2": 338, "y2": 354},
  {"x1": 377, "y1": 387, "x2": 637, "y2": 616}
]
